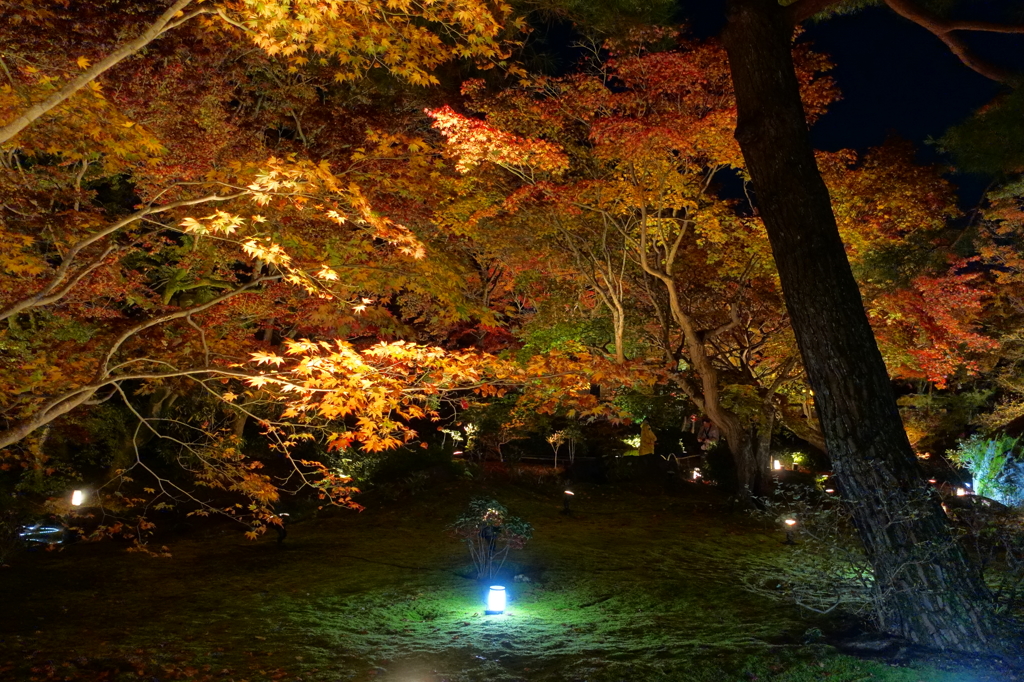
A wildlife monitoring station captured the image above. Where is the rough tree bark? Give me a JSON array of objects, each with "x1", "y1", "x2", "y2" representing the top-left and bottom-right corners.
[{"x1": 722, "y1": 0, "x2": 998, "y2": 651}]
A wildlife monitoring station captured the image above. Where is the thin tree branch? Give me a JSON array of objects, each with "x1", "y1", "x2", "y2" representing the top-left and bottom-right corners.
[
  {"x1": 0, "y1": 192, "x2": 246, "y2": 322},
  {"x1": 882, "y1": 0, "x2": 1024, "y2": 83},
  {"x1": 0, "y1": 0, "x2": 196, "y2": 145}
]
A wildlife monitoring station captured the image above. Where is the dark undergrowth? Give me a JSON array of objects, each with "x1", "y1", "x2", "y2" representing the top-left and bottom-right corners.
[{"x1": 0, "y1": 474, "x2": 1016, "y2": 681}]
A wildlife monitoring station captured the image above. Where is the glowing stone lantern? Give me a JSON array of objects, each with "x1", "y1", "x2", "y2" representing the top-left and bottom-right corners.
[
  {"x1": 691, "y1": 468, "x2": 702, "y2": 481},
  {"x1": 783, "y1": 518, "x2": 797, "y2": 545},
  {"x1": 486, "y1": 585, "x2": 506, "y2": 614},
  {"x1": 956, "y1": 487, "x2": 967, "y2": 497},
  {"x1": 772, "y1": 459, "x2": 782, "y2": 471},
  {"x1": 71, "y1": 490, "x2": 85, "y2": 506},
  {"x1": 562, "y1": 490, "x2": 574, "y2": 513}
]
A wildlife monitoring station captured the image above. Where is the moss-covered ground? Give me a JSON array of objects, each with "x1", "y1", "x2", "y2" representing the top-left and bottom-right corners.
[{"x1": 0, "y1": 475, "x2": 1013, "y2": 681}]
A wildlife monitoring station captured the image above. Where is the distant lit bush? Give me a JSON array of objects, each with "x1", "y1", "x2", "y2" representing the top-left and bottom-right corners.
[{"x1": 948, "y1": 435, "x2": 1024, "y2": 506}]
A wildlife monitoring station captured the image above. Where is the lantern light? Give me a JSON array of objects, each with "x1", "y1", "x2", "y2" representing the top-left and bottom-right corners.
[
  {"x1": 71, "y1": 490, "x2": 85, "y2": 506},
  {"x1": 691, "y1": 468, "x2": 702, "y2": 480},
  {"x1": 956, "y1": 487, "x2": 967, "y2": 497},
  {"x1": 824, "y1": 488, "x2": 834, "y2": 494},
  {"x1": 772, "y1": 459, "x2": 782, "y2": 471},
  {"x1": 782, "y1": 518, "x2": 797, "y2": 545},
  {"x1": 486, "y1": 585, "x2": 506, "y2": 614}
]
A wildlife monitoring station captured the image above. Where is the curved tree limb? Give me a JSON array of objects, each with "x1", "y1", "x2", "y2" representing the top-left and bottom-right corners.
[
  {"x1": 788, "y1": 0, "x2": 1024, "y2": 84},
  {"x1": 0, "y1": 192, "x2": 246, "y2": 323},
  {"x1": 0, "y1": 275, "x2": 279, "y2": 451},
  {"x1": 884, "y1": 0, "x2": 1023, "y2": 83},
  {"x1": 0, "y1": 0, "x2": 200, "y2": 146}
]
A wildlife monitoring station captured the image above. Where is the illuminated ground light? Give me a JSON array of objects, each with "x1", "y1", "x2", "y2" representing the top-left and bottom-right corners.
[
  {"x1": 772, "y1": 459, "x2": 782, "y2": 470},
  {"x1": 71, "y1": 489, "x2": 85, "y2": 506},
  {"x1": 783, "y1": 518, "x2": 797, "y2": 545},
  {"x1": 486, "y1": 585, "x2": 506, "y2": 615}
]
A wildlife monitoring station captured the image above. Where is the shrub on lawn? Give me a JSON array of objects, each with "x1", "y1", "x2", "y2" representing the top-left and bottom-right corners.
[{"x1": 449, "y1": 497, "x2": 533, "y2": 580}]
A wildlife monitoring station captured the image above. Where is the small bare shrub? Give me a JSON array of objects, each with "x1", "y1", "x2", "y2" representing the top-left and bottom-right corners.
[{"x1": 449, "y1": 498, "x2": 532, "y2": 580}]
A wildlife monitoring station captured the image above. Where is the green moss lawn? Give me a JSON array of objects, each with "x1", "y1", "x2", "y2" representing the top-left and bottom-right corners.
[{"x1": 0, "y1": 475, "x2": 1008, "y2": 681}]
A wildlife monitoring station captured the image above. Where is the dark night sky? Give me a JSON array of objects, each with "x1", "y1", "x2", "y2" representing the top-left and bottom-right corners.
[{"x1": 672, "y1": 1, "x2": 1019, "y2": 207}]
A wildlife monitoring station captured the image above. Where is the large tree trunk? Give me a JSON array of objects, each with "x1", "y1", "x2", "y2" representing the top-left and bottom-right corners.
[
  {"x1": 727, "y1": 422, "x2": 773, "y2": 498},
  {"x1": 721, "y1": 0, "x2": 997, "y2": 651}
]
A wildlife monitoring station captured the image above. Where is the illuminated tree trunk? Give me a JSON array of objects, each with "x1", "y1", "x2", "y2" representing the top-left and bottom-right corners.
[{"x1": 722, "y1": 0, "x2": 997, "y2": 650}]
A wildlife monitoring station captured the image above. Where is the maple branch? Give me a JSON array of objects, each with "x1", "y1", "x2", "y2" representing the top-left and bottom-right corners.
[
  {"x1": 0, "y1": 192, "x2": 246, "y2": 323},
  {"x1": 213, "y1": 7, "x2": 256, "y2": 35},
  {"x1": 0, "y1": 0, "x2": 197, "y2": 146},
  {"x1": 704, "y1": 304, "x2": 743, "y2": 342},
  {"x1": 100, "y1": 396, "x2": 273, "y2": 533},
  {"x1": 0, "y1": 367, "x2": 265, "y2": 452},
  {"x1": 100, "y1": 275, "x2": 278, "y2": 375},
  {"x1": 882, "y1": 0, "x2": 1024, "y2": 83},
  {"x1": 186, "y1": 313, "x2": 211, "y2": 367},
  {"x1": 764, "y1": 355, "x2": 798, "y2": 397},
  {"x1": 0, "y1": 277, "x2": 279, "y2": 451}
]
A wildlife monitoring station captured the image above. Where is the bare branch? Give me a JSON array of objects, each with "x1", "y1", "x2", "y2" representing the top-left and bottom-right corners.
[{"x1": 883, "y1": 0, "x2": 1024, "y2": 83}]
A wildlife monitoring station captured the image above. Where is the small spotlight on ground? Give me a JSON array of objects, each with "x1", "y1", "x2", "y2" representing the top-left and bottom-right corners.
[{"x1": 71, "y1": 490, "x2": 85, "y2": 506}]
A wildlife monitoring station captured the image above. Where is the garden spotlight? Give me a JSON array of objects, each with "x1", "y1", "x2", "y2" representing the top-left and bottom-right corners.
[
  {"x1": 563, "y1": 490, "x2": 574, "y2": 513},
  {"x1": 71, "y1": 490, "x2": 85, "y2": 506},
  {"x1": 783, "y1": 518, "x2": 797, "y2": 545},
  {"x1": 773, "y1": 459, "x2": 782, "y2": 471},
  {"x1": 486, "y1": 585, "x2": 506, "y2": 614}
]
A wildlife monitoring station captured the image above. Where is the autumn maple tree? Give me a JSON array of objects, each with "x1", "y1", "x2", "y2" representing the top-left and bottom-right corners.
[
  {"x1": 0, "y1": 0, "x2": 526, "y2": 541},
  {"x1": 425, "y1": 30, "x2": 992, "y2": 495}
]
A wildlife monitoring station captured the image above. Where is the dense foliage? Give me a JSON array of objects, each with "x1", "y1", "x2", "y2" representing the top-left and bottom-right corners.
[{"x1": 0, "y1": 0, "x2": 1021, "y2": 565}]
